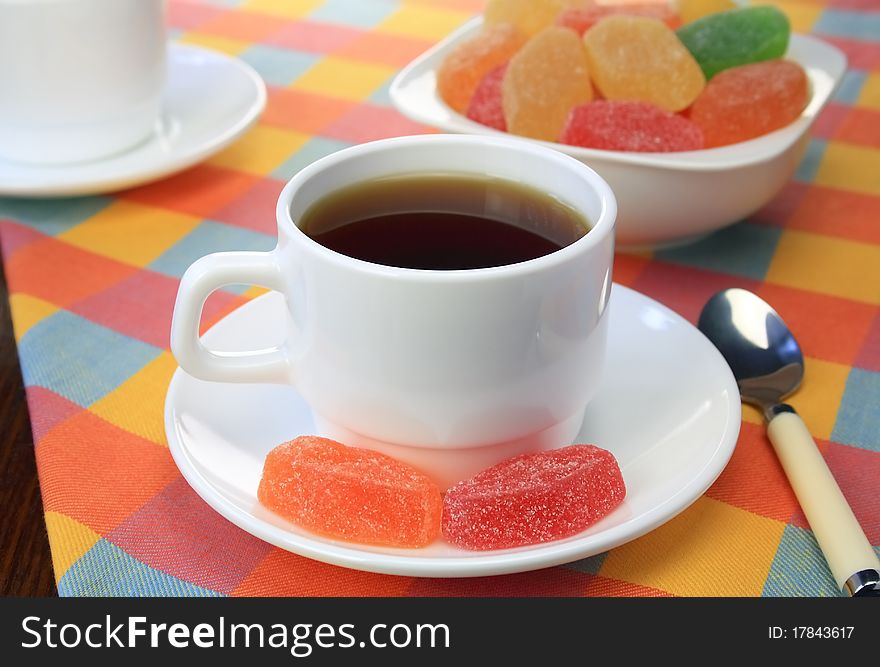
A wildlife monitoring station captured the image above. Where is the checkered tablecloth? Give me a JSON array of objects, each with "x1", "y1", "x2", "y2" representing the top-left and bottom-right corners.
[{"x1": 1, "y1": 0, "x2": 877, "y2": 597}]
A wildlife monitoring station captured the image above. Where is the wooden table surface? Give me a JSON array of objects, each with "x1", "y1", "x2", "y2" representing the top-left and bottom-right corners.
[{"x1": 0, "y1": 254, "x2": 56, "y2": 596}]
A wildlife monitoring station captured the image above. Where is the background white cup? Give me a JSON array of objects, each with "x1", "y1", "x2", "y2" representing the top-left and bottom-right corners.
[
  {"x1": 0, "y1": 0, "x2": 166, "y2": 164},
  {"x1": 171, "y1": 135, "x2": 616, "y2": 485}
]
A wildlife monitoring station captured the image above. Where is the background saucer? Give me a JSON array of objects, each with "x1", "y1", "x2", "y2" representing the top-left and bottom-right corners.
[
  {"x1": 0, "y1": 43, "x2": 266, "y2": 198},
  {"x1": 165, "y1": 285, "x2": 741, "y2": 577}
]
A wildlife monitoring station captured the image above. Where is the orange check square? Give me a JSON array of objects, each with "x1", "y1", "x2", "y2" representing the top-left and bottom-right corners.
[
  {"x1": 198, "y1": 10, "x2": 285, "y2": 42},
  {"x1": 5, "y1": 237, "x2": 135, "y2": 308},
  {"x1": 786, "y1": 184, "x2": 880, "y2": 245},
  {"x1": 335, "y1": 32, "x2": 436, "y2": 67},
  {"x1": 706, "y1": 421, "x2": 800, "y2": 522},
  {"x1": 120, "y1": 164, "x2": 260, "y2": 218},
  {"x1": 233, "y1": 548, "x2": 411, "y2": 597},
  {"x1": 835, "y1": 107, "x2": 880, "y2": 149},
  {"x1": 612, "y1": 252, "x2": 651, "y2": 287},
  {"x1": 755, "y1": 283, "x2": 875, "y2": 366},
  {"x1": 38, "y1": 411, "x2": 179, "y2": 535},
  {"x1": 262, "y1": 87, "x2": 358, "y2": 134}
]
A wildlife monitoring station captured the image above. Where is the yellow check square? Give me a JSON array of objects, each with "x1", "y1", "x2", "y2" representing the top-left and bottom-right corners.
[
  {"x1": 176, "y1": 32, "x2": 251, "y2": 56},
  {"x1": 765, "y1": 229, "x2": 880, "y2": 305},
  {"x1": 857, "y1": 73, "x2": 880, "y2": 111},
  {"x1": 600, "y1": 497, "x2": 785, "y2": 596},
  {"x1": 242, "y1": 0, "x2": 323, "y2": 19},
  {"x1": 9, "y1": 293, "x2": 58, "y2": 342},
  {"x1": 766, "y1": 0, "x2": 822, "y2": 32},
  {"x1": 90, "y1": 352, "x2": 178, "y2": 447},
  {"x1": 59, "y1": 201, "x2": 201, "y2": 268},
  {"x1": 787, "y1": 357, "x2": 850, "y2": 440},
  {"x1": 44, "y1": 512, "x2": 101, "y2": 585},
  {"x1": 815, "y1": 142, "x2": 880, "y2": 197},
  {"x1": 742, "y1": 403, "x2": 762, "y2": 426},
  {"x1": 208, "y1": 126, "x2": 310, "y2": 175},
  {"x1": 292, "y1": 57, "x2": 397, "y2": 101},
  {"x1": 742, "y1": 357, "x2": 849, "y2": 436},
  {"x1": 378, "y1": 6, "x2": 473, "y2": 41}
]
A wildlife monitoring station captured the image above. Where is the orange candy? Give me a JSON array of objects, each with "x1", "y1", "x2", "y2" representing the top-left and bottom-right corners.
[
  {"x1": 485, "y1": 0, "x2": 592, "y2": 38},
  {"x1": 689, "y1": 59, "x2": 808, "y2": 147},
  {"x1": 258, "y1": 436, "x2": 442, "y2": 548},
  {"x1": 502, "y1": 26, "x2": 592, "y2": 141},
  {"x1": 557, "y1": 4, "x2": 682, "y2": 36},
  {"x1": 583, "y1": 16, "x2": 704, "y2": 112},
  {"x1": 437, "y1": 22, "x2": 525, "y2": 114}
]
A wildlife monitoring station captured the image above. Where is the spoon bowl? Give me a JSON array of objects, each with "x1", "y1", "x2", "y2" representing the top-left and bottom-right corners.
[{"x1": 698, "y1": 288, "x2": 804, "y2": 419}]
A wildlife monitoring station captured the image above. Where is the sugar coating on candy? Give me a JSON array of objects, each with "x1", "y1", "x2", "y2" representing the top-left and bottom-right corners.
[
  {"x1": 690, "y1": 59, "x2": 808, "y2": 147},
  {"x1": 437, "y1": 22, "x2": 525, "y2": 114},
  {"x1": 485, "y1": 0, "x2": 591, "y2": 38},
  {"x1": 503, "y1": 26, "x2": 592, "y2": 141},
  {"x1": 583, "y1": 16, "x2": 704, "y2": 112},
  {"x1": 676, "y1": 0, "x2": 736, "y2": 26},
  {"x1": 689, "y1": 60, "x2": 808, "y2": 147},
  {"x1": 466, "y1": 63, "x2": 508, "y2": 131},
  {"x1": 442, "y1": 445, "x2": 626, "y2": 550},
  {"x1": 561, "y1": 100, "x2": 703, "y2": 152},
  {"x1": 677, "y1": 5, "x2": 790, "y2": 80},
  {"x1": 258, "y1": 436, "x2": 442, "y2": 548},
  {"x1": 557, "y1": 4, "x2": 681, "y2": 36}
]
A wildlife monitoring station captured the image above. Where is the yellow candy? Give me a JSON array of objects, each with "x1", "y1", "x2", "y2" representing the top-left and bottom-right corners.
[
  {"x1": 583, "y1": 16, "x2": 705, "y2": 112},
  {"x1": 437, "y1": 22, "x2": 526, "y2": 114},
  {"x1": 676, "y1": 0, "x2": 737, "y2": 25},
  {"x1": 503, "y1": 27, "x2": 592, "y2": 141},
  {"x1": 485, "y1": 0, "x2": 591, "y2": 38}
]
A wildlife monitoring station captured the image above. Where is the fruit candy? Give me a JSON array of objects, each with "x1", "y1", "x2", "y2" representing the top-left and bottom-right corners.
[
  {"x1": 561, "y1": 100, "x2": 703, "y2": 152},
  {"x1": 258, "y1": 436, "x2": 442, "y2": 548},
  {"x1": 442, "y1": 445, "x2": 626, "y2": 550},
  {"x1": 583, "y1": 16, "x2": 704, "y2": 112},
  {"x1": 689, "y1": 59, "x2": 809, "y2": 147},
  {"x1": 502, "y1": 26, "x2": 592, "y2": 141},
  {"x1": 557, "y1": 3, "x2": 681, "y2": 36},
  {"x1": 677, "y1": 6, "x2": 790, "y2": 80},
  {"x1": 485, "y1": 0, "x2": 590, "y2": 38},
  {"x1": 676, "y1": 0, "x2": 736, "y2": 26},
  {"x1": 466, "y1": 63, "x2": 508, "y2": 131},
  {"x1": 437, "y1": 22, "x2": 524, "y2": 114}
]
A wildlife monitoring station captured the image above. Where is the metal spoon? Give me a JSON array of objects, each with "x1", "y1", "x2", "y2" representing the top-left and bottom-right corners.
[{"x1": 699, "y1": 288, "x2": 879, "y2": 597}]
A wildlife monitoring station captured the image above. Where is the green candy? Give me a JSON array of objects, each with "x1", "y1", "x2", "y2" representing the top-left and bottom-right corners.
[{"x1": 677, "y1": 6, "x2": 791, "y2": 80}]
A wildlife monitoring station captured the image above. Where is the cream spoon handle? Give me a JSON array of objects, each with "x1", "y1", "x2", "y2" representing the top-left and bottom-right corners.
[{"x1": 767, "y1": 409, "x2": 880, "y2": 596}]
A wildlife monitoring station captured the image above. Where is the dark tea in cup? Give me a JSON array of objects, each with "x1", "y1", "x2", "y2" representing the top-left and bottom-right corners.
[{"x1": 299, "y1": 173, "x2": 591, "y2": 270}]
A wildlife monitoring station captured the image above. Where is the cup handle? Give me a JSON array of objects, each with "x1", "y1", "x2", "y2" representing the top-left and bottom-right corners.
[{"x1": 170, "y1": 250, "x2": 290, "y2": 384}]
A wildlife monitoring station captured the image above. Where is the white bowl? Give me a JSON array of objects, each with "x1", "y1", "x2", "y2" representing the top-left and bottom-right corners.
[{"x1": 390, "y1": 18, "x2": 847, "y2": 248}]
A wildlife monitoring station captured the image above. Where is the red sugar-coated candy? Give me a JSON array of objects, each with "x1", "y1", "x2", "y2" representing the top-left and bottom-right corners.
[
  {"x1": 689, "y1": 59, "x2": 809, "y2": 147},
  {"x1": 442, "y1": 444, "x2": 626, "y2": 550},
  {"x1": 258, "y1": 436, "x2": 442, "y2": 548},
  {"x1": 466, "y1": 63, "x2": 508, "y2": 131},
  {"x1": 560, "y1": 100, "x2": 703, "y2": 152},
  {"x1": 557, "y1": 4, "x2": 682, "y2": 36}
]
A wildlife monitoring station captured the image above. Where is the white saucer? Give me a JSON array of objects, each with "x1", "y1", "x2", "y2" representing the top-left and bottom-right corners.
[
  {"x1": 165, "y1": 285, "x2": 741, "y2": 577},
  {"x1": 0, "y1": 43, "x2": 266, "y2": 198}
]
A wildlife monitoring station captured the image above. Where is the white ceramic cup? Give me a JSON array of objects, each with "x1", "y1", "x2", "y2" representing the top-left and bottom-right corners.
[
  {"x1": 0, "y1": 0, "x2": 166, "y2": 164},
  {"x1": 171, "y1": 135, "x2": 616, "y2": 485}
]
